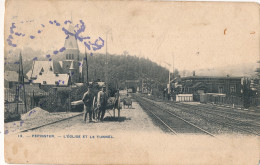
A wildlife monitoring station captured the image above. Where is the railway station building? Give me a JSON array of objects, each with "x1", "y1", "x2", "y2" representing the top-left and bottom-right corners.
[{"x1": 180, "y1": 76, "x2": 243, "y2": 101}]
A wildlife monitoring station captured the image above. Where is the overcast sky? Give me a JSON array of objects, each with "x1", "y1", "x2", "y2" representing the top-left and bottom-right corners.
[{"x1": 4, "y1": 0, "x2": 260, "y2": 71}]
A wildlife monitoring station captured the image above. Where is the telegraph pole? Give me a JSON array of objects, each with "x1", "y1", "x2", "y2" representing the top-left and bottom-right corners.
[
  {"x1": 84, "y1": 47, "x2": 89, "y2": 86},
  {"x1": 19, "y1": 52, "x2": 27, "y2": 113},
  {"x1": 168, "y1": 68, "x2": 171, "y2": 94},
  {"x1": 172, "y1": 53, "x2": 174, "y2": 80},
  {"x1": 105, "y1": 31, "x2": 108, "y2": 94},
  {"x1": 172, "y1": 53, "x2": 175, "y2": 101}
]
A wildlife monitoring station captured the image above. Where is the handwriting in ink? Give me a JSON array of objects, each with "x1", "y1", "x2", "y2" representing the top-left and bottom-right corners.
[{"x1": 7, "y1": 19, "x2": 105, "y2": 57}]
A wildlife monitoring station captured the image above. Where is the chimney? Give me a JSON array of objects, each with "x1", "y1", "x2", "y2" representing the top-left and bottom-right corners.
[{"x1": 193, "y1": 71, "x2": 196, "y2": 76}]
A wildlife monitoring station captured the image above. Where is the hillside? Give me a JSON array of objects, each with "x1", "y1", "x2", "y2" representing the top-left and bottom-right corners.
[{"x1": 4, "y1": 52, "x2": 170, "y2": 88}]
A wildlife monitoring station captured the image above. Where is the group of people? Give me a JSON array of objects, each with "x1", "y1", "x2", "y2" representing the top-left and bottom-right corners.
[{"x1": 82, "y1": 84, "x2": 107, "y2": 123}]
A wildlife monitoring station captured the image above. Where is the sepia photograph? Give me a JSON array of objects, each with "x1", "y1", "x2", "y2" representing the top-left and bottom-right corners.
[{"x1": 2, "y1": 0, "x2": 260, "y2": 164}]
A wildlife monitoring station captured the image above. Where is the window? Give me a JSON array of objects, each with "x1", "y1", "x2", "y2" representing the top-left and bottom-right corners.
[
  {"x1": 72, "y1": 54, "x2": 74, "y2": 59},
  {"x1": 43, "y1": 81, "x2": 47, "y2": 85},
  {"x1": 230, "y1": 86, "x2": 236, "y2": 93},
  {"x1": 218, "y1": 86, "x2": 223, "y2": 93},
  {"x1": 69, "y1": 54, "x2": 71, "y2": 59},
  {"x1": 66, "y1": 54, "x2": 69, "y2": 59}
]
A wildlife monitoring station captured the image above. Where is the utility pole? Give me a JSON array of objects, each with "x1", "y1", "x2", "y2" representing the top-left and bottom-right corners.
[
  {"x1": 172, "y1": 53, "x2": 174, "y2": 80},
  {"x1": 163, "y1": 61, "x2": 171, "y2": 95},
  {"x1": 105, "y1": 31, "x2": 108, "y2": 94},
  {"x1": 168, "y1": 68, "x2": 171, "y2": 94},
  {"x1": 84, "y1": 47, "x2": 89, "y2": 85},
  {"x1": 15, "y1": 83, "x2": 19, "y2": 114},
  {"x1": 18, "y1": 52, "x2": 27, "y2": 113},
  {"x1": 172, "y1": 53, "x2": 175, "y2": 101}
]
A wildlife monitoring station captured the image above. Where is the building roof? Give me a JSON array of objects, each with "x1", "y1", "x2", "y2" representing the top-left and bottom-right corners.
[
  {"x1": 32, "y1": 73, "x2": 70, "y2": 86},
  {"x1": 125, "y1": 80, "x2": 141, "y2": 83},
  {"x1": 182, "y1": 76, "x2": 242, "y2": 81},
  {"x1": 26, "y1": 61, "x2": 64, "y2": 79},
  {"x1": 206, "y1": 93, "x2": 226, "y2": 97},
  {"x1": 4, "y1": 70, "x2": 18, "y2": 82},
  {"x1": 191, "y1": 82, "x2": 204, "y2": 88}
]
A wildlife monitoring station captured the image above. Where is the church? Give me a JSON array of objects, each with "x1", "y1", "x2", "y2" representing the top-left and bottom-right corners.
[{"x1": 26, "y1": 21, "x2": 87, "y2": 88}]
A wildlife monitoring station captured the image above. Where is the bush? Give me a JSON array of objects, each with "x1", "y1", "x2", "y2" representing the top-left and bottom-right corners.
[
  {"x1": 39, "y1": 91, "x2": 69, "y2": 112},
  {"x1": 5, "y1": 112, "x2": 21, "y2": 123},
  {"x1": 71, "y1": 85, "x2": 88, "y2": 101}
]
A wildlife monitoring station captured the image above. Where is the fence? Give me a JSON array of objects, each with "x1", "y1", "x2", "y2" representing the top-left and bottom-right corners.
[
  {"x1": 200, "y1": 93, "x2": 259, "y2": 108},
  {"x1": 4, "y1": 89, "x2": 50, "y2": 114},
  {"x1": 176, "y1": 94, "x2": 193, "y2": 102},
  {"x1": 250, "y1": 97, "x2": 260, "y2": 107}
]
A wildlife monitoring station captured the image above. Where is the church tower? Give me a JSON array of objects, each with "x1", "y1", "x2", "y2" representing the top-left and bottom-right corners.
[{"x1": 61, "y1": 18, "x2": 80, "y2": 84}]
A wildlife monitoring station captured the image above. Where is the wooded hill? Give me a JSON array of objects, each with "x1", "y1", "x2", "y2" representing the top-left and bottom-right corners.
[
  {"x1": 85, "y1": 53, "x2": 169, "y2": 87},
  {"x1": 4, "y1": 52, "x2": 170, "y2": 88}
]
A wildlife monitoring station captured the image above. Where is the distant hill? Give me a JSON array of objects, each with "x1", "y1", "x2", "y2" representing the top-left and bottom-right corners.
[{"x1": 194, "y1": 63, "x2": 259, "y2": 78}]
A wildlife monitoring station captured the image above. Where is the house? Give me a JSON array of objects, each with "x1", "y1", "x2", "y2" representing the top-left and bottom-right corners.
[{"x1": 26, "y1": 61, "x2": 71, "y2": 89}]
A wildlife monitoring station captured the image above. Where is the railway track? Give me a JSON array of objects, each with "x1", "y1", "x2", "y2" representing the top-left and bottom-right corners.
[
  {"x1": 174, "y1": 102, "x2": 260, "y2": 122},
  {"x1": 170, "y1": 102, "x2": 260, "y2": 126},
  {"x1": 134, "y1": 95, "x2": 215, "y2": 137},
  {"x1": 197, "y1": 103, "x2": 260, "y2": 116},
  {"x1": 138, "y1": 94, "x2": 260, "y2": 136},
  {"x1": 144, "y1": 94, "x2": 259, "y2": 118},
  {"x1": 164, "y1": 102, "x2": 260, "y2": 136}
]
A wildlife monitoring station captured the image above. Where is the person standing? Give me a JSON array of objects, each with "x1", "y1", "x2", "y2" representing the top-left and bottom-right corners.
[
  {"x1": 113, "y1": 89, "x2": 120, "y2": 117},
  {"x1": 97, "y1": 85, "x2": 107, "y2": 121},
  {"x1": 82, "y1": 84, "x2": 95, "y2": 123}
]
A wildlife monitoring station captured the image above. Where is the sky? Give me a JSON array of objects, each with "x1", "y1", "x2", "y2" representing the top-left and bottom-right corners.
[{"x1": 4, "y1": 0, "x2": 260, "y2": 72}]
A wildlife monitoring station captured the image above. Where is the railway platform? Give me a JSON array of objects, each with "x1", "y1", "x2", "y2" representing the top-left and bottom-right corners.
[{"x1": 6, "y1": 99, "x2": 163, "y2": 134}]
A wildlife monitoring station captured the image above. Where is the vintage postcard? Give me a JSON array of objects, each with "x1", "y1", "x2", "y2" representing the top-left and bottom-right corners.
[{"x1": 3, "y1": 0, "x2": 260, "y2": 164}]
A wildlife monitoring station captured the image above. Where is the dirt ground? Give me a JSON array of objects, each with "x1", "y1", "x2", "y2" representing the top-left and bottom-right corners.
[
  {"x1": 28, "y1": 100, "x2": 164, "y2": 134},
  {"x1": 4, "y1": 108, "x2": 81, "y2": 135}
]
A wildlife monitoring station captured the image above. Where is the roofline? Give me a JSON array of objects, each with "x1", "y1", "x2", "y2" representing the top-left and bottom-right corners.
[{"x1": 181, "y1": 76, "x2": 242, "y2": 80}]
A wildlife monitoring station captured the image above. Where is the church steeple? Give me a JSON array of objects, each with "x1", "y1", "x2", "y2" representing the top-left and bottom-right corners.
[
  {"x1": 61, "y1": 15, "x2": 80, "y2": 84},
  {"x1": 64, "y1": 14, "x2": 79, "y2": 61},
  {"x1": 71, "y1": 11, "x2": 73, "y2": 23}
]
